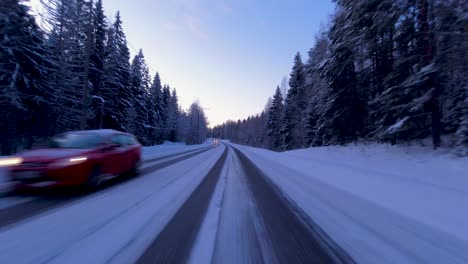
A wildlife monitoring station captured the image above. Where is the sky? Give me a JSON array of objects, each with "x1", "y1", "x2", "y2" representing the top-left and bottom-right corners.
[{"x1": 28, "y1": 0, "x2": 335, "y2": 127}]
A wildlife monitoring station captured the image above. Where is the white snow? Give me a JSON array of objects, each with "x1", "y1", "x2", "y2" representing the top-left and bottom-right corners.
[
  {"x1": 230, "y1": 142, "x2": 468, "y2": 264},
  {"x1": 385, "y1": 116, "x2": 409, "y2": 134},
  {"x1": 0, "y1": 145, "x2": 224, "y2": 264}
]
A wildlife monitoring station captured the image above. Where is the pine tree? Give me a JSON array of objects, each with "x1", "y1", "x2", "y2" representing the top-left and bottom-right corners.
[
  {"x1": 41, "y1": 0, "x2": 81, "y2": 133},
  {"x1": 318, "y1": 10, "x2": 366, "y2": 145},
  {"x1": 89, "y1": 0, "x2": 107, "y2": 129},
  {"x1": 76, "y1": 0, "x2": 95, "y2": 130},
  {"x1": 104, "y1": 12, "x2": 131, "y2": 130},
  {"x1": 0, "y1": 0, "x2": 49, "y2": 154},
  {"x1": 148, "y1": 72, "x2": 164, "y2": 144},
  {"x1": 100, "y1": 23, "x2": 118, "y2": 128},
  {"x1": 304, "y1": 33, "x2": 330, "y2": 146},
  {"x1": 266, "y1": 86, "x2": 284, "y2": 150},
  {"x1": 128, "y1": 49, "x2": 151, "y2": 144},
  {"x1": 161, "y1": 84, "x2": 171, "y2": 139},
  {"x1": 168, "y1": 88, "x2": 180, "y2": 141},
  {"x1": 281, "y1": 52, "x2": 306, "y2": 150},
  {"x1": 435, "y1": 0, "x2": 468, "y2": 138}
]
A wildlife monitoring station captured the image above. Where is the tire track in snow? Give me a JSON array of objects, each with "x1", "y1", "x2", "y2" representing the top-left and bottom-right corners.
[
  {"x1": 137, "y1": 146, "x2": 229, "y2": 264},
  {"x1": 230, "y1": 145, "x2": 354, "y2": 264}
]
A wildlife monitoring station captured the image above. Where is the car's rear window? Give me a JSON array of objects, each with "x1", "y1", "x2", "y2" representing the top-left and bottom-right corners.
[{"x1": 52, "y1": 133, "x2": 105, "y2": 149}]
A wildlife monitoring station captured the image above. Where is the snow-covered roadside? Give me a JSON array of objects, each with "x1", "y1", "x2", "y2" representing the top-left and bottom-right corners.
[
  {"x1": 0, "y1": 146, "x2": 224, "y2": 264},
  {"x1": 231, "y1": 142, "x2": 468, "y2": 263}
]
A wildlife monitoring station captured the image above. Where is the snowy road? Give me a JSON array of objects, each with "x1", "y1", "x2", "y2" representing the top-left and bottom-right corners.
[
  {"x1": 0, "y1": 143, "x2": 352, "y2": 264},
  {"x1": 3, "y1": 142, "x2": 462, "y2": 264}
]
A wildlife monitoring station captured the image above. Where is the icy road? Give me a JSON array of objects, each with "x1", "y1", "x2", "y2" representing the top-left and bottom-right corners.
[{"x1": 0, "y1": 142, "x2": 467, "y2": 264}]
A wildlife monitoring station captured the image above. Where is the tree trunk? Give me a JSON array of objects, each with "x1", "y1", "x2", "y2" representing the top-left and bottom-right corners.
[{"x1": 80, "y1": 8, "x2": 93, "y2": 130}]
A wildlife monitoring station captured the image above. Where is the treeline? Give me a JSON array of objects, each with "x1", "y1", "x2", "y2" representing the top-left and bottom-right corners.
[
  {"x1": 0, "y1": 0, "x2": 208, "y2": 154},
  {"x1": 213, "y1": 0, "x2": 467, "y2": 153}
]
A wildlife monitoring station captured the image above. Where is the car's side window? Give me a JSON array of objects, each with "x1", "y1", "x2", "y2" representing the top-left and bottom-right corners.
[
  {"x1": 110, "y1": 135, "x2": 124, "y2": 147},
  {"x1": 120, "y1": 135, "x2": 130, "y2": 146},
  {"x1": 120, "y1": 135, "x2": 132, "y2": 146},
  {"x1": 125, "y1": 135, "x2": 135, "y2": 146}
]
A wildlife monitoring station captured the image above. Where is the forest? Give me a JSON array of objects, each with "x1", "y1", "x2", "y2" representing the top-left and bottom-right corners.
[
  {"x1": 212, "y1": 0, "x2": 467, "y2": 154},
  {"x1": 1, "y1": 0, "x2": 209, "y2": 155}
]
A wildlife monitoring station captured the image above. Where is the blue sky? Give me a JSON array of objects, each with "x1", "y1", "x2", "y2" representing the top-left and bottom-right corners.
[{"x1": 29, "y1": 0, "x2": 335, "y2": 126}]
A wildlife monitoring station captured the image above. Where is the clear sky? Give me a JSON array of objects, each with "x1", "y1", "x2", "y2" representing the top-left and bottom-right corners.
[{"x1": 28, "y1": 0, "x2": 335, "y2": 127}]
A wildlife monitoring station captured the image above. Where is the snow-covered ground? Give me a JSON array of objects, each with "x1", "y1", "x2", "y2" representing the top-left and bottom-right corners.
[
  {"x1": 2, "y1": 140, "x2": 467, "y2": 263},
  {"x1": 231, "y1": 142, "x2": 468, "y2": 263}
]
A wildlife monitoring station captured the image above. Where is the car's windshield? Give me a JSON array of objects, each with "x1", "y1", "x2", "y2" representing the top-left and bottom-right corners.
[{"x1": 50, "y1": 133, "x2": 105, "y2": 149}]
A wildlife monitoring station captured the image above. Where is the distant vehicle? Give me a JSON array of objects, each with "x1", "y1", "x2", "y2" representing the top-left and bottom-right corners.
[{"x1": 1, "y1": 129, "x2": 141, "y2": 190}]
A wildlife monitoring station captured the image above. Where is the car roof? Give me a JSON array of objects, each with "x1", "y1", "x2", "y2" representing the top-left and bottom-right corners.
[{"x1": 66, "y1": 129, "x2": 128, "y2": 136}]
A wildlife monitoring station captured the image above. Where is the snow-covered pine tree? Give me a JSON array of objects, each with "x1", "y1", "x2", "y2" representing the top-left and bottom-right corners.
[
  {"x1": 416, "y1": 0, "x2": 441, "y2": 149},
  {"x1": 434, "y1": 0, "x2": 468, "y2": 139},
  {"x1": 0, "y1": 0, "x2": 50, "y2": 154},
  {"x1": 168, "y1": 88, "x2": 180, "y2": 141},
  {"x1": 161, "y1": 84, "x2": 171, "y2": 139},
  {"x1": 103, "y1": 11, "x2": 132, "y2": 131},
  {"x1": 128, "y1": 49, "x2": 151, "y2": 144},
  {"x1": 148, "y1": 72, "x2": 164, "y2": 144},
  {"x1": 266, "y1": 86, "x2": 284, "y2": 150},
  {"x1": 75, "y1": 0, "x2": 95, "y2": 130},
  {"x1": 89, "y1": 0, "x2": 107, "y2": 129},
  {"x1": 41, "y1": 0, "x2": 83, "y2": 133},
  {"x1": 318, "y1": 9, "x2": 366, "y2": 145},
  {"x1": 304, "y1": 33, "x2": 330, "y2": 146},
  {"x1": 100, "y1": 21, "x2": 119, "y2": 129},
  {"x1": 281, "y1": 52, "x2": 306, "y2": 150}
]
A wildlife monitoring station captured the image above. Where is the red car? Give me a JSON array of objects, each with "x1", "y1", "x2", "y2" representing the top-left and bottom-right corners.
[{"x1": 3, "y1": 129, "x2": 141, "y2": 189}]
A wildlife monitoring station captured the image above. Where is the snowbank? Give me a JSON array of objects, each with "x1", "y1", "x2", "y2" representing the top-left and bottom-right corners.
[{"x1": 232, "y1": 142, "x2": 468, "y2": 263}]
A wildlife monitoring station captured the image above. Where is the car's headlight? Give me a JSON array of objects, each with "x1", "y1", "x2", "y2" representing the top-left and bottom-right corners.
[
  {"x1": 50, "y1": 156, "x2": 88, "y2": 168},
  {"x1": 0, "y1": 157, "x2": 23, "y2": 167},
  {"x1": 69, "y1": 157, "x2": 87, "y2": 163}
]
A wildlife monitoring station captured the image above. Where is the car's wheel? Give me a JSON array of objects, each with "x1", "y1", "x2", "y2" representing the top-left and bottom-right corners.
[
  {"x1": 86, "y1": 166, "x2": 103, "y2": 190},
  {"x1": 130, "y1": 159, "x2": 141, "y2": 177}
]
